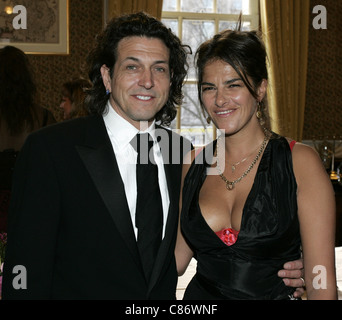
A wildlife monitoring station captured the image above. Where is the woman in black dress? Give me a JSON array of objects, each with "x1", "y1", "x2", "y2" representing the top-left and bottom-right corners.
[{"x1": 175, "y1": 25, "x2": 337, "y2": 300}]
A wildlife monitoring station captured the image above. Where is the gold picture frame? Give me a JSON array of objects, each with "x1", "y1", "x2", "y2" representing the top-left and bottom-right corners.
[{"x1": 0, "y1": 0, "x2": 69, "y2": 55}]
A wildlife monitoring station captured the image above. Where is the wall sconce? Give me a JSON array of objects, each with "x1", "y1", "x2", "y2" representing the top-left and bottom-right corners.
[
  {"x1": 1, "y1": 0, "x2": 14, "y2": 14},
  {"x1": 4, "y1": 6, "x2": 13, "y2": 14}
]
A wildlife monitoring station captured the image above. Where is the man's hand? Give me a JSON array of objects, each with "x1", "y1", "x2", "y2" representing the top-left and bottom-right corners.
[{"x1": 278, "y1": 259, "x2": 305, "y2": 298}]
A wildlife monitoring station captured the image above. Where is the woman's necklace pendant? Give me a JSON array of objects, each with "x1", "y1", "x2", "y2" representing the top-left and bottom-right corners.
[
  {"x1": 216, "y1": 133, "x2": 269, "y2": 192},
  {"x1": 226, "y1": 182, "x2": 234, "y2": 190}
]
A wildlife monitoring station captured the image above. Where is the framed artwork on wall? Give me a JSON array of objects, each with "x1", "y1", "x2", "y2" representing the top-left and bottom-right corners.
[{"x1": 0, "y1": 0, "x2": 69, "y2": 55}]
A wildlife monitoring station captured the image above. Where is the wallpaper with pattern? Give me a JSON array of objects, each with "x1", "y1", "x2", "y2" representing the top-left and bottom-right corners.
[
  {"x1": 304, "y1": 0, "x2": 342, "y2": 140},
  {"x1": 27, "y1": 0, "x2": 103, "y2": 122}
]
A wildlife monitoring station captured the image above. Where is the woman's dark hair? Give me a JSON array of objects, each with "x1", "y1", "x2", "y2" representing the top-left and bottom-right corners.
[
  {"x1": 61, "y1": 78, "x2": 92, "y2": 118},
  {"x1": 195, "y1": 21, "x2": 270, "y2": 129},
  {"x1": 0, "y1": 46, "x2": 39, "y2": 135},
  {"x1": 86, "y1": 11, "x2": 190, "y2": 126}
]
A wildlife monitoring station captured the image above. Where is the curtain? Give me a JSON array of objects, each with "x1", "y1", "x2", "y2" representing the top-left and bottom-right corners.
[
  {"x1": 106, "y1": 0, "x2": 163, "y2": 20},
  {"x1": 260, "y1": 0, "x2": 310, "y2": 141}
]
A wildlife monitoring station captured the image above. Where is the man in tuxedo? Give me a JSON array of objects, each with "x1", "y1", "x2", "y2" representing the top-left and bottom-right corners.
[{"x1": 2, "y1": 12, "x2": 304, "y2": 299}]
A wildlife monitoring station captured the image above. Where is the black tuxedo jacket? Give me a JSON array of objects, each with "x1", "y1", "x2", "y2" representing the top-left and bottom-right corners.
[{"x1": 3, "y1": 115, "x2": 191, "y2": 299}]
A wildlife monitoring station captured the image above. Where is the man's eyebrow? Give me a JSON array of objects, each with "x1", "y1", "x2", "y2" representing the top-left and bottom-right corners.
[
  {"x1": 200, "y1": 81, "x2": 214, "y2": 86},
  {"x1": 123, "y1": 57, "x2": 169, "y2": 65},
  {"x1": 124, "y1": 56, "x2": 139, "y2": 62}
]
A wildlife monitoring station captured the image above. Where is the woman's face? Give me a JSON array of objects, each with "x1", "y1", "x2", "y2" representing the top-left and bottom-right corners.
[
  {"x1": 200, "y1": 59, "x2": 266, "y2": 135},
  {"x1": 59, "y1": 96, "x2": 72, "y2": 120}
]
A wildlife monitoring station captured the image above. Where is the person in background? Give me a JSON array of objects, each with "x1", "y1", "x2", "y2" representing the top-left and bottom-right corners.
[
  {"x1": 176, "y1": 23, "x2": 337, "y2": 300},
  {"x1": 0, "y1": 46, "x2": 55, "y2": 233},
  {"x1": 59, "y1": 78, "x2": 92, "y2": 120}
]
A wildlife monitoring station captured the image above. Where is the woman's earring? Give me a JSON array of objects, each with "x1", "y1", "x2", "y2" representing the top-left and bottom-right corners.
[
  {"x1": 206, "y1": 116, "x2": 212, "y2": 124},
  {"x1": 106, "y1": 89, "x2": 110, "y2": 95},
  {"x1": 256, "y1": 101, "x2": 262, "y2": 119}
]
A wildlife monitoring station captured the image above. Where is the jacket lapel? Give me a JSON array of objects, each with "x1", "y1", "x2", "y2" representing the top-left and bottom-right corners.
[
  {"x1": 148, "y1": 127, "x2": 189, "y2": 293},
  {"x1": 75, "y1": 115, "x2": 141, "y2": 268}
]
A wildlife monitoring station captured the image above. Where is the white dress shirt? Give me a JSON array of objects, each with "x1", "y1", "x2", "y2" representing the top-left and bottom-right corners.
[{"x1": 103, "y1": 102, "x2": 170, "y2": 239}]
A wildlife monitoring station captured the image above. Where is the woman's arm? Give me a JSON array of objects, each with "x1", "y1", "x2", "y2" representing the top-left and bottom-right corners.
[{"x1": 293, "y1": 143, "x2": 337, "y2": 299}]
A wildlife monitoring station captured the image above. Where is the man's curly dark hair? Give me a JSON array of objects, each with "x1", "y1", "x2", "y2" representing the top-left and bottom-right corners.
[{"x1": 86, "y1": 12, "x2": 190, "y2": 126}]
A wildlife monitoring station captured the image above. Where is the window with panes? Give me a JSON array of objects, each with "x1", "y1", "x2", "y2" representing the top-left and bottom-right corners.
[{"x1": 161, "y1": 0, "x2": 259, "y2": 146}]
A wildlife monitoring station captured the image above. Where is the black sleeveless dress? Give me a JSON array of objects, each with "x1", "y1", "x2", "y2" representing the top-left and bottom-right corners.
[{"x1": 181, "y1": 135, "x2": 302, "y2": 300}]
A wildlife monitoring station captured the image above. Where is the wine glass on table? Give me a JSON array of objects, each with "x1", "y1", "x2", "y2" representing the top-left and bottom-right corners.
[{"x1": 330, "y1": 135, "x2": 342, "y2": 182}]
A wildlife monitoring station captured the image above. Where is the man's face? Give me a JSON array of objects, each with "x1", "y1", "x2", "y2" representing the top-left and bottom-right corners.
[{"x1": 101, "y1": 36, "x2": 171, "y2": 129}]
